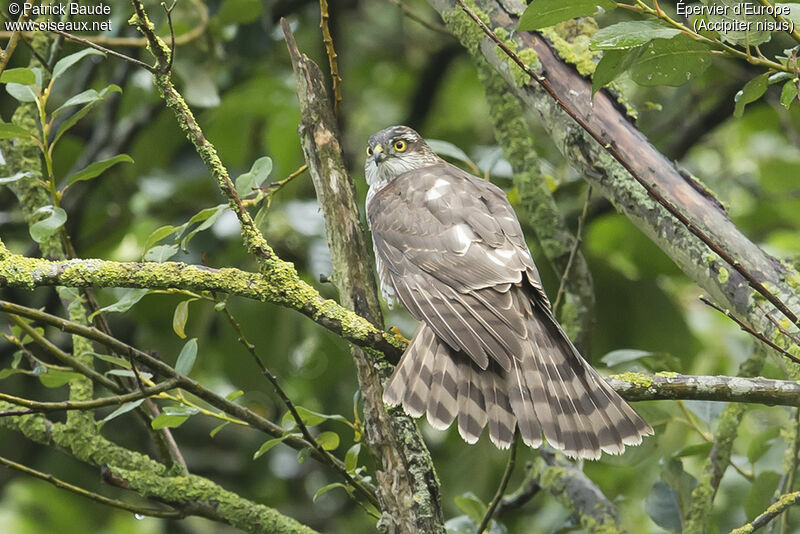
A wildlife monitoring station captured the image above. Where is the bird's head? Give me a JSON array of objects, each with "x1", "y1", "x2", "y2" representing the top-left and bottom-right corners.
[{"x1": 364, "y1": 125, "x2": 441, "y2": 188}]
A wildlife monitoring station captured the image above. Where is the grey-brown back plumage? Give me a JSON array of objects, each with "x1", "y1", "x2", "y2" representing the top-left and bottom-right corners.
[{"x1": 367, "y1": 128, "x2": 652, "y2": 459}]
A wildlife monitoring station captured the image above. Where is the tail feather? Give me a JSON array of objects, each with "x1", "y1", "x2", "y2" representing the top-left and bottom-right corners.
[
  {"x1": 456, "y1": 358, "x2": 487, "y2": 444},
  {"x1": 383, "y1": 300, "x2": 653, "y2": 459},
  {"x1": 426, "y1": 340, "x2": 459, "y2": 429}
]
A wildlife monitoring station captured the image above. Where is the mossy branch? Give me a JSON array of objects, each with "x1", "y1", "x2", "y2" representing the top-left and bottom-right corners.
[
  {"x1": 0, "y1": 406, "x2": 318, "y2": 533},
  {"x1": 0, "y1": 240, "x2": 404, "y2": 360}
]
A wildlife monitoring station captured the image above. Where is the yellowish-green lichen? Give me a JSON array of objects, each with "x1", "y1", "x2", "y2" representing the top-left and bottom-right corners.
[
  {"x1": 655, "y1": 371, "x2": 679, "y2": 378},
  {"x1": 717, "y1": 266, "x2": 729, "y2": 284},
  {"x1": 610, "y1": 372, "x2": 653, "y2": 388}
]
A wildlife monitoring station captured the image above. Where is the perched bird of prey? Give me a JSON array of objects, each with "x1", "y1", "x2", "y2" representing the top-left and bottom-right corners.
[{"x1": 364, "y1": 125, "x2": 652, "y2": 459}]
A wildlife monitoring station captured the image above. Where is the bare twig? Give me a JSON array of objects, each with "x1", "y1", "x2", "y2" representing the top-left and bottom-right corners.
[
  {"x1": 0, "y1": 378, "x2": 180, "y2": 417},
  {"x1": 699, "y1": 296, "x2": 800, "y2": 365},
  {"x1": 0, "y1": 298, "x2": 379, "y2": 502},
  {"x1": 0, "y1": 2, "x2": 34, "y2": 76},
  {"x1": 319, "y1": 0, "x2": 342, "y2": 115},
  {"x1": 477, "y1": 433, "x2": 518, "y2": 534},
  {"x1": 553, "y1": 186, "x2": 592, "y2": 314},
  {"x1": 219, "y1": 300, "x2": 380, "y2": 509},
  {"x1": 0, "y1": 455, "x2": 184, "y2": 519},
  {"x1": 49, "y1": 29, "x2": 156, "y2": 73},
  {"x1": 388, "y1": 0, "x2": 451, "y2": 35},
  {"x1": 453, "y1": 0, "x2": 800, "y2": 328}
]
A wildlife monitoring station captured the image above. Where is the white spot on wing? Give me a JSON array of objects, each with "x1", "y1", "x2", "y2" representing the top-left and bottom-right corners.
[
  {"x1": 487, "y1": 252, "x2": 505, "y2": 266},
  {"x1": 495, "y1": 248, "x2": 515, "y2": 259},
  {"x1": 425, "y1": 178, "x2": 450, "y2": 201}
]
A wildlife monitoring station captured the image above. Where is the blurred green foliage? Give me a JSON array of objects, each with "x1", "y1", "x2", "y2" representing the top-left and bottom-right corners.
[{"x1": 1, "y1": 0, "x2": 800, "y2": 532}]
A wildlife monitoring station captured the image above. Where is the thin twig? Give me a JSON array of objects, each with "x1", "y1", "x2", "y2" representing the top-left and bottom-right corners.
[
  {"x1": 0, "y1": 298, "x2": 379, "y2": 504},
  {"x1": 387, "y1": 0, "x2": 450, "y2": 35},
  {"x1": 250, "y1": 163, "x2": 308, "y2": 209},
  {"x1": 49, "y1": 29, "x2": 155, "y2": 73},
  {"x1": 162, "y1": 0, "x2": 177, "y2": 73},
  {"x1": 477, "y1": 433, "x2": 518, "y2": 534},
  {"x1": 219, "y1": 301, "x2": 379, "y2": 509},
  {"x1": 454, "y1": 0, "x2": 800, "y2": 328},
  {"x1": 756, "y1": 300, "x2": 800, "y2": 346},
  {"x1": 0, "y1": 455, "x2": 184, "y2": 519},
  {"x1": 0, "y1": 378, "x2": 180, "y2": 417},
  {"x1": 699, "y1": 296, "x2": 800, "y2": 364},
  {"x1": 553, "y1": 186, "x2": 592, "y2": 314},
  {"x1": 319, "y1": 0, "x2": 342, "y2": 115}
]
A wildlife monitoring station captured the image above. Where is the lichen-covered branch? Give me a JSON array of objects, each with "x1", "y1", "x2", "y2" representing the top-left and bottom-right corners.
[
  {"x1": 0, "y1": 239, "x2": 404, "y2": 360},
  {"x1": 427, "y1": 0, "x2": 800, "y2": 351},
  {"x1": 0, "y1": 406, "x2": 318, "y2": 533},
  {"x1": 729, "y1": 491, "x2": 800, "y2": 534},
  {"x1": 283, "y1": 20, "x2": 444, "y2": 532},
  {"x1": 524, "y1": 449, "x2": 622, "y2": 533},
  {"x1": 608, "y1": 372, "x2": 800, "y2": 408},
  {"x1": 465, "y1": 18, "x2": 595, "y2": 349},
  {"x1": 683, "y1": 349, "x2": 767, "y2": 533}
]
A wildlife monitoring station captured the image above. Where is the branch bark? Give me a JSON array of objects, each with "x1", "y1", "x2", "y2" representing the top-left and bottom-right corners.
[
  {"x1": 427, "y1": 0, "x2": 800, "y2": 348},
  {"x1": 283, "y1": 20, "x2": 444, "y2": 533}
]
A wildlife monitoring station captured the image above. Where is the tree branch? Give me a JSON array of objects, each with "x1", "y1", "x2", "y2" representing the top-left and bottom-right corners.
[
  {"x1": 283, "y1": 20, "x2": 444, "y2": 532},
  {"x1": 0, "y1": 240, "x2": 405, "y2": 360}
]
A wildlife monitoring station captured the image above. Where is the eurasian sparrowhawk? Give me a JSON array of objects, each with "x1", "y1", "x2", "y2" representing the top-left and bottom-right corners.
[{"x1": 365, "y1": 125, "x2": 652, "y2": 459}]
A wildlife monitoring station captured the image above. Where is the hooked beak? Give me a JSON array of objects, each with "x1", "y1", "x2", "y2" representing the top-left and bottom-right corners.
[{"x1": 373, "y1": 144, "x2": 387, "y2": 163}]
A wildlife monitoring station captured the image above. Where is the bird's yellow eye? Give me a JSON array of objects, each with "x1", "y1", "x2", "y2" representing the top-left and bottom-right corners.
[
  {"x1": 393, "y1": 139, "x2": 407, "y2": 152},
  {"x1": 366, "y1": 146, "x2": 373, "y2": 157}
]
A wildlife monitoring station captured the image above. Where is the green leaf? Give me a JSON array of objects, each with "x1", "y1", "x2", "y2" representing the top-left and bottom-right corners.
[
  {"x1": 630, "y1": 36, "x2": 712, "y2": 87},
  {"x1": 645, "y1": 480, "x2": 682, "y2": 532},
  {"x1": 780, "y1": 80, "x2": 798, "y2": 109},
  {"x1": 518, "y1": 0, "x2": 616, "y2": 31},
  {"x1": 296, "y1": 447, "x2": 311, "y2": 463},
  {"x1": 53, "y1": 85, "x2": 121, "y2": 117},
  {"x1": 172, "y1": 299, "x2": 194, "y2": 339},
  {"x1": 106, "y1": 370, "x2": 153, "y2": 380},
  {"x1": 29, "y1": 206, "x2": 67, "y2": 243},
  {"x1": 253, "y1": 434, "x2": 297, "y2": 459},
  {"x1": 454, "y1": 492, "x2": 487, "y2": 525},
  {"x1": 705, "y1": 0, "x2": 772, "y2": 47},
  {"x1": 179, "y1": 204, "x2": 226, "y2": 250},
  {"x1": 65, "y1": 154, "x2": 133, "y2": 187},
  {"x1": 0, "y1": 68, "x2": 36, "y2": 85},
  {"x1": 673, "y1": 442, "x2": 713, "y2": 458},
  {"x1": 0, "y1": 368, "x2": 29, "y2": 380},
  {"x1": 734, "y1": 73, "x2": 769, "y2": 118},
  {"x1": 90, "y1": 352, "x2": 131, "y2": 369},
  {"x1": 747, "y1": 426, "x2": 781, "y2": 464},
  {"x1": 282, "y1": 406, "x2": 348, "y2": 429},
  {"x1": 316, "y1": 431, "x2": 340, "y2": 451},
  {"x1": 38, "y1": 368, "x2": 84, "y2": 388},
  {"x1": 143, "y1": 225, "x2": 178, "y2": 254},
  {"x1": 313, "y1": 482, "x2": 349, "y2": 502},
  {"x1": 5, "y1": 83, "x2": 38, "y2": 102},
  {"x1": 0, "y1": 171, "x2": 33, "y2": 184},
  {"x1": 52, "y1": 49, "x2": 105, "y2": 80},
  {"x1": 52, "y1": 85, "x2": 121, "y2": 146},
  {"x1": 345, "y1": 443, "x2": 360, "y2": 472},
  {"x1": 144, "y1": 244, "x2": 179, "y2": 262},
  {"x1": 90, "y1": 288, "x2": 149, "y2": 318},
  {"x1": 151, "y1": 413, "x2": 190, "y2": 429},
  {"x1": 175, "y1": 338, "x2": 198, "y2": 376},
  {"x1": 600, "y1": 349, "x2": 653, "y2": 367},
  {"x1": 0, "y1": 121, "x2": 36, "y2": 140},
  {"x1": 426, "y1": 139, "x2": 473, "y2": 165},
  {"x1": 591, "y1": 20, "x2": 682, "y2": 50},
  {"x1": 225, "y1": 390, "x2": 244, "y2": 401},
  {"x1": 235, "y1": 156, "x2": 273, "y2": 197},
  {"x1": 745, "y1": 471, "x2": 781, "y2": 520},
  {"x1": 210, "y1": 421, "x2": 230, "y2": 438},
  {"x1": 684, "y1": 400, "x2": 726, "y2": 425},
  {"x1": 777, "y1": 3, "x2": 800, "y2": 26},
  {"x1": 97, "y1": 399, "x2": 145, "y2": 429}
]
